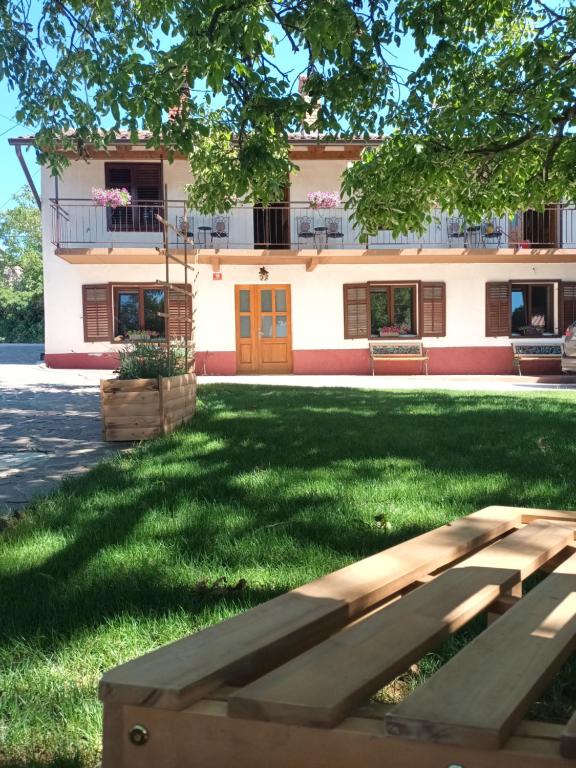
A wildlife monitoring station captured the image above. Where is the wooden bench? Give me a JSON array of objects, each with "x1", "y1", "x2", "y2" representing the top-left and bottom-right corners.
[
  {"x1": 512, "y1": 341, "x2": 563, "y2": 375},
  {"x1": 369, "y1": 340, "x2": 429, "y2": 375},
  {"x1": 100, "y1": 505, "x2": 576, "y2": 768}
]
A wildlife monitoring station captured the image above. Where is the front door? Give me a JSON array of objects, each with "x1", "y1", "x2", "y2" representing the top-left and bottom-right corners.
[{"x1": 235, "y1": 285, "x2": 292, "y2": 373}]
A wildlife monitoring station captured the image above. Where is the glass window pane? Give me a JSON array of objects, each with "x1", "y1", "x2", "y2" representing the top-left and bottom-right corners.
[
  {"x1": 117, "y1": 292, "x2": 140, "y2": 336},
  {"x1": 530, "y1": 285, "x2": 552, "y2": 331},
  {"x1": 393, "y1": 287, "x2": 414, "y2": 334},
  {"x1": 240, "y1": 315, "x2": 251, "y2": 338},
  {"x1": 260, "y1": 289, "x2": 273, "y2": 312},
  {"x1": 239, "y1": 290, "x2": 250, "y2": 312},
  {"x1": 261, "y1": 315, "x2": 273, "y2": 337},
  {"x1": 276, "y1": 315, "x2": 287, "y2": 337},
  {"x1": 143, "y1": 289, "x2": 166, "y2": 336},
  {"x1": 370, "y1": 289, "x2": 389, "y2": 336},
  {"x1": 275, "y1": 290, "x2": 287, "y2": 312},
  {"x1": 511, "y1": 287, "x2": 527, "y2": 334}
]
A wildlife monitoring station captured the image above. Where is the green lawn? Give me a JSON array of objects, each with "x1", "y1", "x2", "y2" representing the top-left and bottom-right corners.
[{"x1": 1, "y1": 384, "x2": 576, "y2": 767}]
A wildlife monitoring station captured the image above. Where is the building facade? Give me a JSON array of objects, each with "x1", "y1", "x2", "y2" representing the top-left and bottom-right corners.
[{"x1": 13, "y1": 133, "x2": 576, "y2": 375}]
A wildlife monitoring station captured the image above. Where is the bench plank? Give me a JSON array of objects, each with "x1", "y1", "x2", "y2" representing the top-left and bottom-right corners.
[
  {"x1": 560, "y1": 710, "x2": 576, "y2": 758},
  {"x1": 386, "y1": 549, "x2": 576, "y2": 750},
  {"x1": 99, "y1": 506, "x2": 522, "y2": 709},
  {"x1": 227, "y1": 521, "x2": 574, "y2": 727}
]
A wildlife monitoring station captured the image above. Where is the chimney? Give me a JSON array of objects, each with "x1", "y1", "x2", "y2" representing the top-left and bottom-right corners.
[{"x1": 298, "y1": 75, "x2": 320, "y2": 131}]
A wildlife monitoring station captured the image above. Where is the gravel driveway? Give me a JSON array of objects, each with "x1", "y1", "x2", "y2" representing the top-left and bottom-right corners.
[{"x1": 0, "y1": 344, "x2": 123, "y2": 516}]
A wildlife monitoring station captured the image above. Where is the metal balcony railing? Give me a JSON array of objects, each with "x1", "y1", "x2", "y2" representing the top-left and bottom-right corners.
[{"x1": 49, "y1": 199, "x2": 575, "y2": 250}]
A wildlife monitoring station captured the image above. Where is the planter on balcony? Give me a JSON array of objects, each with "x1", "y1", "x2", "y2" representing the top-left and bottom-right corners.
[{"x1": 100, "y1": 372, "x2": 196, "y2": 442}]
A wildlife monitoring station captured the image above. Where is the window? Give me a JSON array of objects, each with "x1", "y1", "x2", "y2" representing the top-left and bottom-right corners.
[
  {"x1": 104, "y1": 163, "x2": 163, "y2": 233},
  {"x1": 343, "y1": 282, "x2": 446, "y2": 339},
  {"x1": 114, "y1": 287, "x2": 166, "y2": 340},
  {"x1": 370, "y1": 284, "x2": 416, "y2": 337},
  {"x1": 486, "y1": 281, "x2": 558, "y2": 337},
  {"x1": 510, "y1": 284, "x2": 554, "y2": 335}
]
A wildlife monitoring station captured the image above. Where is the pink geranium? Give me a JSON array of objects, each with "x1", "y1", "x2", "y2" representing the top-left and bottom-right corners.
[
  {"x1": 92, "y1": 187, "x2": 132, "y2": 208},
  {"x1": 307, "y1": 191, "x2": 341, "y2": 209}
]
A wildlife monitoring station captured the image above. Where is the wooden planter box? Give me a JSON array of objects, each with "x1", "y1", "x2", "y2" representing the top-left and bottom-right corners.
[
  {"x1": 100, "y1": 505, "x2": 576, "y2": 767},
  {"x1": 100, "y1": 372, "x2": 196, "y2": 442}
]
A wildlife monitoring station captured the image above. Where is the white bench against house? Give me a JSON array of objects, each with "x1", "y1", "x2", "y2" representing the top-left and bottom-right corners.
[
  {"x1": 511, "y1": 341, "x2": 563, "y2": 375},
  {"x1": 369, "y1": 341, "x2": 429, "y2": 375}
]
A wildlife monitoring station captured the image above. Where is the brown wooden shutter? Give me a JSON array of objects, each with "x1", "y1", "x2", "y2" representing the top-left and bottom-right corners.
[
  {"x1": 485, "y1": 282, "x2": 511, "y2": 336},
  {"x1": 82, "y1": 285, "x2": 112, "y2": 342},
  {"x1": 132, "y1": 166, "x2": 162, "y2": 201},
  {"x1": 105, "y1": 164, "x2": 133, "y2": 190},
  {"x1": 421, "y1": 283, "x2": 446, "y2": 337},
  {"x1": 343, "y1": 283, "x2": 369, "y2": 339},
  {"x1": 560, "y1": 283, "x2": 576, "y2": 332},
  {"x1": 168, "y1": 285, "x2": 192, "y2": 340}
]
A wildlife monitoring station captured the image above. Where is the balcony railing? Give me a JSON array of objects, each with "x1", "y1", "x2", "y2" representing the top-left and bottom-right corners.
[{"x1": 50, "y1": 199, "x2": 575, "y2": 250}]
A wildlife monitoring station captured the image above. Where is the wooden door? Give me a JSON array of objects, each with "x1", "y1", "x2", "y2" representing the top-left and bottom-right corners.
[{"x1": 235, "y1": 285, "x2": 292, "y2": 373}]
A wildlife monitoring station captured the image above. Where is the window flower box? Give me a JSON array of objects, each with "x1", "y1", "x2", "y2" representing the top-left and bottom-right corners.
[
  {"x1": 92, "y1": 187, "x2": 132, "y2": 208},
  {"x1": 379, "y1": 324, "x2": 410, "y2": 336},
  {"x1": 307, "y1": 191, "x2": 341, "y2": 209}
]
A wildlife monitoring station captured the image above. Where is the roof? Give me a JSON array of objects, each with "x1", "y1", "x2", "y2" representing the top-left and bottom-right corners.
[{"x1": 8, "y1": 129, "x2": 383, "y2": 148}]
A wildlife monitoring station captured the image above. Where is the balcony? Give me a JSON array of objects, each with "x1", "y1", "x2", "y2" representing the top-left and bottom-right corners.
[{"x1": 50, "y1": 199, "x2": 576, "y2": 266}]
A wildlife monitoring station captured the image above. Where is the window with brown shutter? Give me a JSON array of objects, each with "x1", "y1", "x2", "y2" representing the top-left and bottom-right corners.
[
  {"x1": 83, "y1": 285, "x2": 112, "y2": 342},
  {"x1": 343, "y1": 284, "x2": 369, "y2": 338},
  {"x1": 485, "y1": 282, "x2": 511, "y2": 336},
  {"x1": 421, "y1": 283, "x2": 446, "y2": 337},
  {"x1": 560, "y1": 283, "x2": 576, "y2": 332}
]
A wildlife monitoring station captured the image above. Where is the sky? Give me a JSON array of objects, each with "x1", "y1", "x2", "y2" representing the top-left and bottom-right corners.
[
  {"x1": 0, "y1": 10, "x2": 421, "y2": 214},
  {"x1": 0, "y1": 80, "x2": 40, "y2": 211}
]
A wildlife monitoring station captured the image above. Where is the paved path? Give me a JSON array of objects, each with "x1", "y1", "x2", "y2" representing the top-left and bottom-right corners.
[{"x1": 0, "y1": 345, "x2": 121, "y2": 516}]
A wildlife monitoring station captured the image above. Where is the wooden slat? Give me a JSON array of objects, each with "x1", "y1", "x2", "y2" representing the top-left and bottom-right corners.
[
  {"x1": 99, "y1": 506, "x2": 523, "y2": 709},
  {"x1": 228, "y1": 521, "x2": 574, "y2": 727},
  {"x1": 101, "y1": 391, "x2": 160, "y2": 406},
  {"x1": 104, "y1": 427, "x2": 161, "y2": 441},
  {"x1": 386, "y1": 549, "x2": 576, "y2": 749},
  {"x1": 560, "y1": 710, "x2": 576, "y2": 757},
  {"x1": 111, "y1": 699, "x2": 567, "y2": 768},
  {"x1": 103, "y1": 415, "x2": 162, "y2": 428},
  {"x1": 101, "y1": 378, "x2": 159, "y2": 393}
]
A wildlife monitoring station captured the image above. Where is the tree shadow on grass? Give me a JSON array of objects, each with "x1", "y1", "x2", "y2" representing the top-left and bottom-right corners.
[{"x1": 1, "y1": 384, "x2": 576, "y2": 766}]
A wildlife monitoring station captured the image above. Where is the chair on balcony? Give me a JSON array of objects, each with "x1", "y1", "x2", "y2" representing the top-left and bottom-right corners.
[
  {"x1": 211, "y1": 216, "x2": 229, "y2": 248},
  {"x1": 447, "y1": 216, "x2": 466, "y2": 246},
  {"x1": 325, "y1": 216, "x2": 344, "y2": 246},
  {"x1": 481, "y1": 218, "x2": 503, "y2": 248},
  {"x1": 176, "y1": 214, "x2": 194, "y2": 243},
  {"x1": 297, "y1": 216, "x2": 316, "y2": 248}
]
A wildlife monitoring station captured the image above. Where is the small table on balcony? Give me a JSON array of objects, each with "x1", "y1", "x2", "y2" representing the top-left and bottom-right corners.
[
  {"x1": 197, "y1": 226, "x2": 212, "y2": 248},
  {"x1": 314, "y1": 226, "x2": 328, "y2": 249}
]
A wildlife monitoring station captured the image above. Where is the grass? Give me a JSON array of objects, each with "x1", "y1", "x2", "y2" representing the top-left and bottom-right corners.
[{"x1": 1, "y1": 383, "x2": 576, "y2": 767}]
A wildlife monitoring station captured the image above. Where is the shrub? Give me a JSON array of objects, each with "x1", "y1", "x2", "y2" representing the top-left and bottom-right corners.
[
  {"x1": 0, "y1": 288, "x2": 44, "y2": 342},
  {"x1": 116, "y1": 342, "x2": 189, "y2": 380}
]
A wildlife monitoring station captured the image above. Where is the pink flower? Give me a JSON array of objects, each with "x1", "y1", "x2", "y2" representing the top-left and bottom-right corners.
[
  {"x1": 92, "y1": 187, "x2": 132, "y2": 208},
  {"x1": 307, "y1": 191, "x2": 341, "y2": 209}
]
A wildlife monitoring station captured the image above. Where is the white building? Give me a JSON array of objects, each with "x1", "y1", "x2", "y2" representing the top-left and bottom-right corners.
[{"x1": 10, "y1": 132, "x2": 576, "y2": 375}]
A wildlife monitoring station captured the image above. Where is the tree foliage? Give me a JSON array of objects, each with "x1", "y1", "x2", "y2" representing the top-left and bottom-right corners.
[
  {"x1": 0, "y1": 188, "x2": 44, "y2": 342},
  {"x1": 1, "y1": 0, "x2": 575, "y2": 232}
]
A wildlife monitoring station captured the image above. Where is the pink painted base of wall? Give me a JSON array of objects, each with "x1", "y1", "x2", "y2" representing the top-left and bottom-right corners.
[
  {"x1": 45, "y1": 353, "x2": 120, "y2": 369},
  {"x1": 45, "y1": 347, "x2": 562, "y2": 376}
]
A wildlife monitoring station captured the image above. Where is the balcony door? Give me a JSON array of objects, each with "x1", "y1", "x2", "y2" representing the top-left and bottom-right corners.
[
  {"x1": 253, "y1": 186, "x2": 290, "y2": 248},
  {"x1": 235, "y1": 285, "x2": 292, "y2": 373}
]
